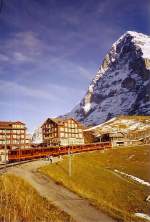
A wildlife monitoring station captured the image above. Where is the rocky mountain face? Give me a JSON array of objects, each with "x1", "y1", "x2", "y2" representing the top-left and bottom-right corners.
[{"x1": 65, "y1": 31, "x2": 150, "y2": 126}]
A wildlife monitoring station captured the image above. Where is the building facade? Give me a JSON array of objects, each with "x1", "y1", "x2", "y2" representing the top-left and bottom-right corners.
[
  {"x1": 83, "y1": 130, "x2": 96, "y2": 144},
  {"x1": 42, "y1": 118, "x2": 85, "y2": 146},
  {"x1": 0, "y1": 121, "x2": 28, "y2": 149}
]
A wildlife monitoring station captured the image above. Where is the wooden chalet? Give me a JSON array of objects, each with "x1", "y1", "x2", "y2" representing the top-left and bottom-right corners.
[{"x1": 42, "y1": 118, "x2": 85, "y2": 146}]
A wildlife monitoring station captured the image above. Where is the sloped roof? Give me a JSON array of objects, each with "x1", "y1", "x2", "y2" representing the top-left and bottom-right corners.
[
  {"x1": 42, "y1": 117, "x2": 85, "y2": 128},
  {"x1": 0, "y1": 121, "x2": 25, "y2": 126},
  {"x1": 51, "y1": 118, "x2": 65, "y2": 125}
]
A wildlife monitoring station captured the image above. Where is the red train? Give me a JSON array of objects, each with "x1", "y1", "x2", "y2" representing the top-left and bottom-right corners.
[{"x1": 0, "y1": 142, "x2": 111, "y2": 163}]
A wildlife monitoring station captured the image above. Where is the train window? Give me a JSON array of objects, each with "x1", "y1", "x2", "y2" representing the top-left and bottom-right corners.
[{"x1": 10, "y1": 150, "x2": 17, "y2": 155}]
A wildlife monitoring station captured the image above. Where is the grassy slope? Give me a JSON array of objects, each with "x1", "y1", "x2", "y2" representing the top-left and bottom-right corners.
[
  {"x1": 40, "y1": 145, "x2": 150, "y2": 222},
  {"x1": 0, "y1": 174, "x2": 74, "y2": 222}
]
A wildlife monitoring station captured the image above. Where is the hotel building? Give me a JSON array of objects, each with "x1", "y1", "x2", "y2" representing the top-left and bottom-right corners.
[
  {"x1": 0, "y1": 121, "x2": 29, "y2": 149},
  {"x1": 42, "y1": 118, "x2": 85, "y2": 146}
]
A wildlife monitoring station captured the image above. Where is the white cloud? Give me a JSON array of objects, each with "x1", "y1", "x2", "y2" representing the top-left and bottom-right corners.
[
  {"x1": 0, "y1": 54, "x2": 9, "y2": 61},
  {"x1": 0, "y1": 80, "x2": 54, "y2": 101},
  {"x1": 0, "y1": 79, "x2": 85, "y2": 104},
  {"x1": 13, "y1": 52, "x2": 31, "y2": 62},
  {"x1": 0, "y1": 31, "x2": 45, "y2": 65}
]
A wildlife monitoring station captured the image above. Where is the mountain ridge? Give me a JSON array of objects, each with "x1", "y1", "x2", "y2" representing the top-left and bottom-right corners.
[{"x1": 64, "y1": 31, "x2": 150, "y2": 126}]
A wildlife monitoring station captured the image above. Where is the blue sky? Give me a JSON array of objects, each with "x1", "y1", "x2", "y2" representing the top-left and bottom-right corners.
[{"x1": 0, "y1": 0, "x2": 150, "y2": 132}]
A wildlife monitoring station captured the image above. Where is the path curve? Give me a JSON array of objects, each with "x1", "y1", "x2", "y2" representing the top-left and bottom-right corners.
[{"x1": 8, "y1": 160, "x2": 116, "y2": 222}]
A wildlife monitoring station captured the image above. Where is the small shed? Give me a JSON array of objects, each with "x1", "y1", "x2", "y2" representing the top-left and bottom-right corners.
[
  {"x1": 109, "y1": 132, "x2": 126, "y2": 147},
  {"x1": 96, "y1": 132, "x2": 128, "y2": 147}
]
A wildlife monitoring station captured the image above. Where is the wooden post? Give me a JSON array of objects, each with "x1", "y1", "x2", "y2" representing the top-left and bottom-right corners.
[
  {"x1": 68, "y1": 146, "x2": 72, "y2": 177},
  {"x1": 4, "y1": 129, "x2": 7, "y2": 171}
]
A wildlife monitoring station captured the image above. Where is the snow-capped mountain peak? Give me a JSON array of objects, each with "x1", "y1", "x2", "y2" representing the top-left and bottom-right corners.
[{"x1": 64, "y1": 31, "x2": 150, "y2": 126}]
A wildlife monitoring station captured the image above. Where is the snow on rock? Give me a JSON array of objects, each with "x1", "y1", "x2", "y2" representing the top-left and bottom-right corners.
[
  {"x1": 32, "y1": 127, "x2": 43, "y2": 144},
  {"x1": 64, "y1": 31, "x2": 150, "y2": 126},
  {"x1": 83, "y1": 102, "x2": 91, "y2": 113},
  {"x1": 135, "y1": 213, "x2": 150, "y2": 221},
  {"x1": 146, "y1": 195, "x2": 150, "y2": 202},
  {"x1": 84, "y1": 116, "x2": 150, "y2": 135},
  {"x1": 114, "y1": 169, "x2": 150, "y2": 187}
]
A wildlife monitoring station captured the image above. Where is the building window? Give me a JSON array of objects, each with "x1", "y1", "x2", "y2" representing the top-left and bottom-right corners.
[
  {"x1": 79, "y1": 133, "x2": 82, "y2": 138},
  {"x1": 60, "y1": 133, "x2": 64, "y2": 138}
]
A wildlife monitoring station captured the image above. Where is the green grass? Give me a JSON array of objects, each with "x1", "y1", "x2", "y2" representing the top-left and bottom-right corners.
[
  {"x1": 0, "y1": 174, "x2": 74, "y2": 222},
  {"x1": 40, "y1": 145, "x2": 150, "y2": 222}
]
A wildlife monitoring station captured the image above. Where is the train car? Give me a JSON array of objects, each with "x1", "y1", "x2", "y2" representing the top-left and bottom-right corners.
[
  {"x1": 7, "y1": 147, "x2": 60, "y2": 162},
  {"x1": 0, "y1": 142, "x2": 112, "y2": 164}
]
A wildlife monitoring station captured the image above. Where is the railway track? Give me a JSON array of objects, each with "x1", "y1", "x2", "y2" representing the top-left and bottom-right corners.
[{"x1": 0, "y1": 142, "x2": 112, "y2": 169}]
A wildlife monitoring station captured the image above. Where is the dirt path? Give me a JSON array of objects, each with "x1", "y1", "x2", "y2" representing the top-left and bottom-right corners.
[{"x1": 8, "y1": 160, "x2": 116, "y2": 222}]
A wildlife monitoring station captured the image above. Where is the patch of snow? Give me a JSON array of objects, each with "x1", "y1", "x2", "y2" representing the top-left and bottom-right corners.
[
  {"x1": 135, "y1": 213, "x2": 150, "y2": 221},
  {"x1": 32, "y1": 127, "x2": 43, "y2": 144},
  {"x1": 83, "y1": 102, "x2": 91, "y2": 113},
  {"x1": 146, "y1": 195, "x2": 150, "y2": 202},
  {"x1": 114, "y1": 169, "x2": 150, "y2": 187},
  {"x1": 142, "y1": 43, "x2": 150, "y2": 59},
  {"x1": 84, "y1": 117, "x2": 117, "y2": 131},
  {"x1": 128, "y1": 154, "x2": 135, "y2": 160},
  {"x1": 128, "y1": 31, "x2": 150, "y2": 59}
]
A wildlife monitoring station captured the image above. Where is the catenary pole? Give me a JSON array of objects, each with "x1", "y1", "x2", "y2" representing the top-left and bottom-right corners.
[
  {"x1": 4, "y1": 129, "x2": 7, "y2": 171},
  {"x1": 68, "y1": 139, "x2": 72, "y2": 177}
]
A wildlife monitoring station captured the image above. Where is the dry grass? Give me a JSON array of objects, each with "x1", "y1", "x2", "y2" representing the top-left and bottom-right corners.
[
  {"x1": 0, "y1": 173, "x2": 73, "y2": 222},
  {"x1": 40, "y1": 145, "x2": 150, "y2": 222}
]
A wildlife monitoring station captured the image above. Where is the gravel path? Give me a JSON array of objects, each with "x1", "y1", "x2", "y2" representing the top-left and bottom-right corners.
[{"x1": 8, "y1": 160, "x2": 116, "y2": 222}]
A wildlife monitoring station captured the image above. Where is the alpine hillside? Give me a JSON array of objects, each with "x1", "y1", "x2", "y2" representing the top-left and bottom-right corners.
[{"x1": 64, "y1": 31, "x2": 150, "y2": 126}]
